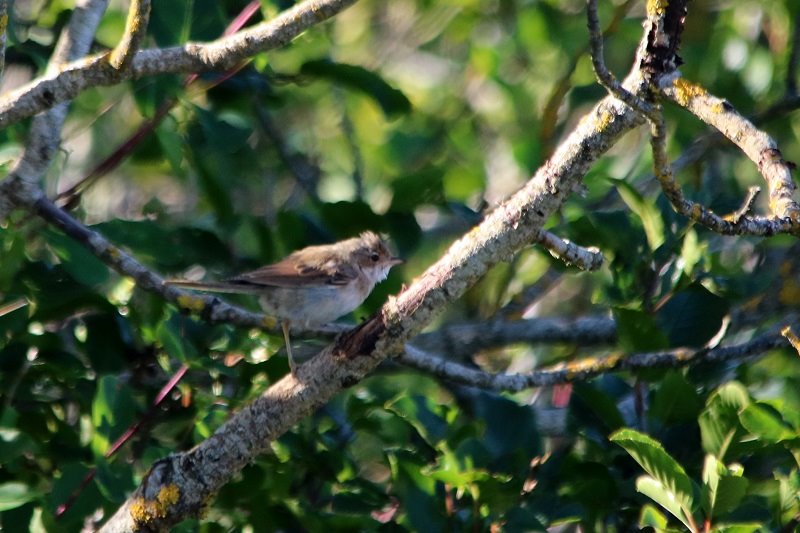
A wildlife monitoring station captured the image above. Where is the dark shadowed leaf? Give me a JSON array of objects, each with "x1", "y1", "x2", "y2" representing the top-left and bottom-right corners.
[
  {"x1": 656, "y1": 283, "x2": 729, "y2": 348},
  {"x1": 300, "y1": 60, "x2": 412, "y2": 118}
]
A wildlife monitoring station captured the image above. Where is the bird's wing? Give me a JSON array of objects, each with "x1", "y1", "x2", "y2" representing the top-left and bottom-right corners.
[{"x1": 228, "y1": 256, "x2": 359, "y2": 288}]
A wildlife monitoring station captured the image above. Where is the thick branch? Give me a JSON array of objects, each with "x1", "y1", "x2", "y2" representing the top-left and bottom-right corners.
[
  {"x1": 38, "y1": 0, "x2": 684, "y2": 529},
  {"x1": 100, "y1": 60, "x2": 649, "y2": 533},
  {"x1": 0, "y1": 0, "x2": 357, "y2": 129}
]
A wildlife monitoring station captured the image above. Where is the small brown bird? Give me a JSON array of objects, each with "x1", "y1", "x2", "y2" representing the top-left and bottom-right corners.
[{"x1": 166, "y1": 231, "x2": 402, "y2": 372}]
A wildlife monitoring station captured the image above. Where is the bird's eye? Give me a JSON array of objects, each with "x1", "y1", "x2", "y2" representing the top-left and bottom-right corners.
[{"x1": 370, "y1": 252, "x2": 380, "y2": 262}]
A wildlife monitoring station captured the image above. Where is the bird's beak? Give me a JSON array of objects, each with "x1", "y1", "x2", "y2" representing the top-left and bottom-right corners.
[{"x1": 388, "y1": 257, "x2": 404, "y2": 266}]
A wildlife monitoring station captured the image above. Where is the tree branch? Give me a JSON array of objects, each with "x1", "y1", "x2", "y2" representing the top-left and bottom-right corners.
[
  {"x1": 0, "y1": 0, "x2": 110, "y2": 219},
  {"x1": 660, "y1": 75, "x2": 800, "y2": 227},
  {"x1": 108, "y1": 0, "x2": 151, "y2": 71},
  {"x1": 399, "y1": 329, "x2": 792, "y2": 391},
  {"x1": 25, "y1": 195, "x2": 285, "y2": 331},
  {"x1": 0, "y1": 0, "x2": 7, "y2": 80},
  {"x1": 535, "y1": 229, "x2": 604, "y2": 271},
  {"x1": 0, "y1": 0, "x2": 358, "y2": 130},
  {"x1": 587, "y1": 0, "x2": 800, "y2": 237},
  {"x1": 99, "y1": 0, "x2": 691, "y2": 525},
  {"x1": 412, "y1": 315, "x2": 616, "y2": 356},
  {"x1": 55, "y1": 1, "x2": 262, "y2": 211}
]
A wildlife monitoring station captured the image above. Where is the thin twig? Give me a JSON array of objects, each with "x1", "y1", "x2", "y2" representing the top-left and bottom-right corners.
[
  {"x1": 0, "y1": 0, "x2": 7, "y2": 80},
  {"x1": 0, "y1": 297, "x2": 27, "y2": 317},
  {"x1": 726, "y1": 186, "x2": 761, "y2": 224},
  {"x1": 587, "y1": 0, "x2": 800, "y2": 237},
  {"x1": 586, "y1": 0, "x2": 658, "y2": 121},
  {"x1": 649, "y1": 109, "x2": 797, "y2": 236},
  {"x1": 336, "y1": 88, "x2": 365, "y2": 199},
  {"x1": 539, "y1": 0, "x2": 637, "y2": 158},
  {"x1": 535, "y1": 229, "x2": 604, "y2": 271},
  {"x1": 55, "y1": 364, "x2": 189, "y2": 519},
  {"x1": 108, "y1": 0, "x2": 151, "y2": 71},
  {"x1": 399, "y1": 329, "x2": 791, "y2": 391},
  {"x1": 28, "y1": 195, "x2": 280, "y2": 331},
  {"x1": 781, "y1": 326, "x2": 800, "y2": 356}
]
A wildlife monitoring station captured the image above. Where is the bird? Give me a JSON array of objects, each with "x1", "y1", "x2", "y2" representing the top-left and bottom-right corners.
[{"x1": 166, "y1": 231, "x2": 402, "y2": 372}]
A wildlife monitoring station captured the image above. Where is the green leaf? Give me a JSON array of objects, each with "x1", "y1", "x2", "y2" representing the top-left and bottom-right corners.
[
  {"x1": 94, "y1": 458, "x2": 134, "y2": 503},
  {"x1": 702, "y1": 454, "x2": 721, "y2": 516},
  {"x1": 650, "y1": 371, "x2": 703, "y2": 423},
  {"x1": 300, "y1": 60, "x2": 412, "y2": 119},
  {"x1": 738, "y1": 403, "x2": 796, "y2": 443},
  {"x1": 45, "y1": 230, "x2": 110, "y2": 286},
  {"x1": 91, "y1": 375, "x2": 138, "y2": 456},
  {"x1": 469, "y1": 391, "x2": 540, "y2": 464},
  {"x1": 385, "y1": 395, "x2": 449, "y2": 447},
  {"x1": 390, "y1": 168, "x2": 446, "y2": 211},
  {"x1": 776, "y1": 469, "x2": 800, "y2": 524},
  {"x1": 638, "y1": 503, "x2": 669, "y2": 529},
  {"x1": 656, "y1": 283, "x2": 729, "y2": 348},
  {"x1": 610, "y1": 429, "x2": 694, "y2": 516},
  {"x1": 614, "y1": 178, "x2": 666, "y2": 250},
  {"x1": 156, "y1": 116, "x2": 186, "y2": 174},
  {"x1": 699, "y1": 382, "x2": 750, "y2": 459},
  {"x1": 93, "y1": 220, "x2": 232, "y2": 271},
  {"x1": 711, "y1": 525, "x2": 763, "y2": 533},
  {"x1": 613, "y1": 307, "x2": 669, "y2": 352},
  {"x1": 680, "y1": 228, "x2": 705, "y2": 276},
  {"x1": 0, "y1": 482, "x2": 37, "y2": 511},
  {"x1": 712, "y1": 474, "x2": 748, "y2": 518},
  {"x1": 572, "y1": 382, "x2": 626, "y2": 433},
  {"x1": 157, "y1": 320, "x2": 188, "y2": 362},
  {"x1": 702, "y1": 455, "x2": 748, "y2": 519},
  {"x1": 636, "y1": 476, "x2": 694, "y2": 530}
]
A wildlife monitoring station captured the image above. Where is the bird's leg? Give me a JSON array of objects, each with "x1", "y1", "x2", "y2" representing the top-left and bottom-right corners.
[{"x1": 281, "y1": 320, "x2": 297, "y2": 374}]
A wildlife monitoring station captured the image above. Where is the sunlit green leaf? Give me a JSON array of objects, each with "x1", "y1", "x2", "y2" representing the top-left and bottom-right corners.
[
  {"x1": 610, "y1": 429, "x2": 694, "y2": 515},
  {"x1": 0, "y1": 482, "x2": 37, "y2": 512}
]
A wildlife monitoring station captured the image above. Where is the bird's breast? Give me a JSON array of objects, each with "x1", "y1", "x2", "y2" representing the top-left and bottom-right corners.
[{"x1": 257, "y1": 283, "x2": 370, "y2": 327}]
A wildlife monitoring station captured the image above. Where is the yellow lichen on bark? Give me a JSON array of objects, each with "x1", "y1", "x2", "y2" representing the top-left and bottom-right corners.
[
  {"x1": 596, "y1": 109, "x2": 614, "y2": 131},
  {"x1": 781, "y1": 326, "x2": 800, "y2": 356},
  {"x1": 646, "y1": 0, "x2": 669, "y2": 16},
  {"x1": 563, "y1": 353, "x2": 622, "y2": 380},
  {"x1": 261, "y1": 315, "x2": 278, "y2": 329},
  {"x1": 129, "y1": 485, "x2": 181, "y2": 523},
  {"x1": 671, "y1": 78, "x2": 708, "y2": 107},
  {"x1": 177, "y1": 294, "x2": 206, "y2": 313}
]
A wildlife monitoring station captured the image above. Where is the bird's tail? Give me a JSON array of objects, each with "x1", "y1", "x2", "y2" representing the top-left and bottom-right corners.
[{"x1": 164, "y1": 279, "x2": 259, "y2": 295}]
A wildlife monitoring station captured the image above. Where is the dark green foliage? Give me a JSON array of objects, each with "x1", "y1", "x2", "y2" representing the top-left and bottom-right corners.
[{"x1": 2, "y1": 0, "x2": 799, "y2": 531}]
